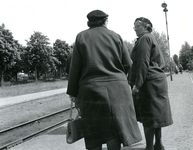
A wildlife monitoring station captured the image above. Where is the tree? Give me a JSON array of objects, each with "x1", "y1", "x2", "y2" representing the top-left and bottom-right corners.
[
  {"x1": 53, "y1": 39, "x2": 72, "y2": 79},
  {"x1": 25, "y1": 32, "x2": 59, "y2": 80},
  {"x1": 17, "y1": 45, "x2": 31, "y2": 74},
  {"x1": 5, "y1": 41, "x2": 24, "y2": 82},
  {"x1": 152, "y1": 30, "x2": 169, "y2": 60},
  {"x1": 152, "y1": 30, "x2": 175, "y2": 72},
  {"x1": 0, "y1": 24, "x2": 19, "y2": 84},
  {"x1": 124, "y1": 40, "x2": 134, "y2": 53},
  {"x1": 179, "y1": 42, "x2": 193, "y2": 70}
]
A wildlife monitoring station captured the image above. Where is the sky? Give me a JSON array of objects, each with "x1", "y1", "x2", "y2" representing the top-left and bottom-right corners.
[{"x1": 1, "y1": 0, "x2": 193, "y2": 56}]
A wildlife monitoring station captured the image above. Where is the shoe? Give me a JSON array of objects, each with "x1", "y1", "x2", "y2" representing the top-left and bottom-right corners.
[{"x1": 154, "y1": 145, "x2": 165, "y2": 150}]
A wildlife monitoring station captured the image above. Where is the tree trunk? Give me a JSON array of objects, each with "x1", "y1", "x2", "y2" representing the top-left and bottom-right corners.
[
  {"x1": 1, "y1": 71, "x2": 4, "y2": 86},
  {"x1": 15, "y1": 72, "x2": 18, "y2": 82},
  {"x1": 35, "y1": 66, "x2": 38, "y2": 81},
  {"x1": 59, "y1": 66, "x2": 62, "y2": 79}
]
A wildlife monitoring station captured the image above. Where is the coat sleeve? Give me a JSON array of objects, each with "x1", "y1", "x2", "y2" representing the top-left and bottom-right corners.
[
  {"x1": 121, "y1": 40, "x2": 133, "y2": 74},
  {"x1": 65, "y1": 53, "x2": 72, "y2": 75},
  {"x1": 135, "y1": 36, "x2": 151, "y2": 88},
  {"x1": 66, "y1": 37, "x2": 83, "y2": 97}
]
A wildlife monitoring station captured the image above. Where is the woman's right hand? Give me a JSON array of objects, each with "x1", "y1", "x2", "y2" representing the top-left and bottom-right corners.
[{"x1": 69, "y1": 95, "x2": 78, "y2": 103}]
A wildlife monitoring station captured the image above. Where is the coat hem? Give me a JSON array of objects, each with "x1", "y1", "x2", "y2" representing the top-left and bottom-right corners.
[{"x1": 122, "y1": 138, "x2": 143, "y2": 147}]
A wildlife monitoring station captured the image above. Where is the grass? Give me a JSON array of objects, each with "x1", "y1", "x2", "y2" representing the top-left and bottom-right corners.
[
  {"x1": 1, "y1": 71, "x2": 191, "y2": 98},
  {"x1": 0, "y1": 79, "x2": 68, "y2": 98}
]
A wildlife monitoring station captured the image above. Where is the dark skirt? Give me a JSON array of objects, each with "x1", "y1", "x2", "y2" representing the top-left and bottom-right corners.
[
  {"x1": 77, "y1": 80, "x2": 142, "y2": 149},
  {"x1": 134, "y1": 77, "x2": 173, "y2": 128}
]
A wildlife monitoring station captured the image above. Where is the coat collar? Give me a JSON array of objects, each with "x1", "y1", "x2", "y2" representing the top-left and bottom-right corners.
[{"x1": 137, "y1": 31, "x2": 149, "y2": 39}]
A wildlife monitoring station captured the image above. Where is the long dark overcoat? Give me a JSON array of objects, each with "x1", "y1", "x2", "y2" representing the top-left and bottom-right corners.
[
  {"x1": 67, "y1": 26, "x2": 142, "y2": 149},
  {"x1": 129, "y1": 32, "x2": 173, "y2": 128}
]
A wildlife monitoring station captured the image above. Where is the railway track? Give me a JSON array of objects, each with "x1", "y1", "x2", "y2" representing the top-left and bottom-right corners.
[{"x1": 0, "y1": 106, "x2": 75, "y2": 150}]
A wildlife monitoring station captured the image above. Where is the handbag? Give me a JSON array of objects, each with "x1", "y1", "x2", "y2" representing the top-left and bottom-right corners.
[{"x1": 66, "y1": 101, "x2": 83, "y2": 144}]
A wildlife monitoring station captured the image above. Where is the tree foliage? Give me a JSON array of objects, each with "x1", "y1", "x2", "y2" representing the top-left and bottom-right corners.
[
  {"x1": 124, "y1": 40, "x2": 134, "y2": 53},
  {"x1": 5, "y1": 42, "x2": 24, "y2": 81},
  {"x1": 3, "y1": 22, "x2": 192, "y2": 85},
  {"x1": 0, "y1": 24, "x2": 19, "y2": 83},
  {"x1": 25, "y1": 32, "x2": 59, "y2": 80},
  {"x1": 152, "y1": 30, "x2": 174, "y2": 71},
  {"x1": 179, "y1": 42, "x2": 193, "y2": 70},
  {"x1": 53, "y1": 39, "x2": 72, "y2": 78},
  {"x1": 152, "y1": 30, "x2": 180, "y2": 72},
  {"x1": 152, "y1": 31, "x2": 169, "y2": 61}
]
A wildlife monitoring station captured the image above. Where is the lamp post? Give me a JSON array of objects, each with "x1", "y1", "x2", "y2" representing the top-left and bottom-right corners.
[{"x1": 161, "y1": 2, "x2": 173, "y2": 81}]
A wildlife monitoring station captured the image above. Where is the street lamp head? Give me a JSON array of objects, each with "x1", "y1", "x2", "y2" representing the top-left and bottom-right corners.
[
  {"x1": 163, "y1": 8, "x2": 168, "y2": 12},
  {"x1": 161, "y1": 2, "x2": 168, "y2": 12},
  {"x1": 161, "y1": 2, "x2": 167, "y2": 8}
]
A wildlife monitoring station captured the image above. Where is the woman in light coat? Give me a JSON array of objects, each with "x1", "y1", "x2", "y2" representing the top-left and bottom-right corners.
[{"x1": 66, "y1": 10, "x2": 142, "y2": 150}]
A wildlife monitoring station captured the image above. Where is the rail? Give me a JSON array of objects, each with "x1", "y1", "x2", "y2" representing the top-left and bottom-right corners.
[{"x1": 0, "y1": 106, "x2": 75, "y2": 150}]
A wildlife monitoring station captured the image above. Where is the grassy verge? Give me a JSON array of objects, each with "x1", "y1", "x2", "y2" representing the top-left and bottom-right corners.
[{"x1": 0, "y1": 80, "x2": 68, "y2": 98}]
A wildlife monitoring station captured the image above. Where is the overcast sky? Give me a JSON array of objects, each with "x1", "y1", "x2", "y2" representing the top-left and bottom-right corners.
[{"x1": 1, "y1": 0, "x2": 192, "y2": 56}]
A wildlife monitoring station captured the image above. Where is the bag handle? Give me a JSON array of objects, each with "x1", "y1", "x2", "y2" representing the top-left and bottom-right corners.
[
  {"x1": 69, "y1": 100, "x2": 81, "y2": 121},
  {"x1": 69, "y1": 101, "x2": 73, "y2": 120}
]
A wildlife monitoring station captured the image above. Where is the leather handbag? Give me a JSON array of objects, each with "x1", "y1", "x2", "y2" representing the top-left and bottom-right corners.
[{"x1": 66, "y1": 101, "x2": 83, "y2": 144}]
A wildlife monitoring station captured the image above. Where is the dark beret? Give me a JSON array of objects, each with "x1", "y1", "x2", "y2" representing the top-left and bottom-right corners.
[{"x1": 87, "y1": 10, "x2": 108, "y2": 21}]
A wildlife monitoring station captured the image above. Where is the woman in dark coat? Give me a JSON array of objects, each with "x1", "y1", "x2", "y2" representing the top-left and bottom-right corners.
[
  {"x1": 66, "y1": 10, "x2": 142, "y2": 150},
  {"x1": 129, "y1": 17, "x2": 173, "y2": 150}
]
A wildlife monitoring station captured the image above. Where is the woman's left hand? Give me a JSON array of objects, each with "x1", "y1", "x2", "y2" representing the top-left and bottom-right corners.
[{"x1": 132, "y1": 85, "x2": 139, "y2": 95}]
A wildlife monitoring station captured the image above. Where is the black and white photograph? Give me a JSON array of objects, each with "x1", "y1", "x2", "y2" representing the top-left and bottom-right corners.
[{"x1": 0, "y1": 0, "x2": 193, "y2": 150}]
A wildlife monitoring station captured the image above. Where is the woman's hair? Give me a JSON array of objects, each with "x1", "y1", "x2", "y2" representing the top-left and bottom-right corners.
[
  {"x1": 135, "y1": 17, "x2": 153, "y2": 32},
  {"x1": 87, "y1": 17, "x2": 107, "y2": 28}
]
